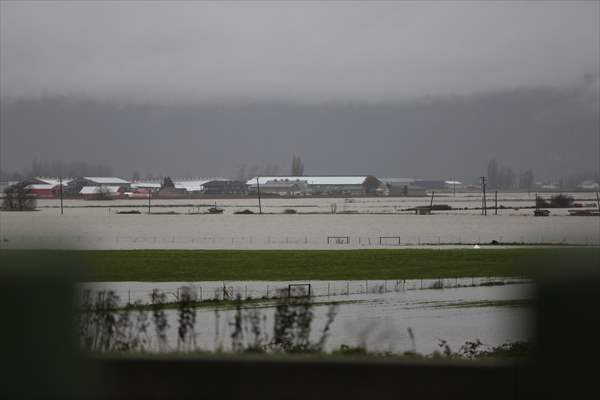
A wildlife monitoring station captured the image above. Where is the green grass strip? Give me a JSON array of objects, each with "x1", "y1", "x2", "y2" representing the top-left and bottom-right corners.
[{"x1": 3, "y1": 248, "x2": 594, "y2": 282}]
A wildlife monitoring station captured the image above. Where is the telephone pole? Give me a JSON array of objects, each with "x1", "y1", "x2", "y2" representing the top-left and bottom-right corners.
[
  {"x1": 494, "y1": 190, "x2": 498, "y2": 215},
  {"x1": 256, "y1": 177, "x2": 262, "y2": 214},
  {"x1": 480, "y1": 176, "x2": 487, "y2": 215},
  {"x1": 59, "y1": 176, "x2": 64, "y2": 215}
]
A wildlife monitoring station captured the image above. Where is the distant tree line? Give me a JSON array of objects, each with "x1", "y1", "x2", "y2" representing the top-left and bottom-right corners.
[
  {"x1": 234, "y1": 155, "x2": 305, "y2": 181},
  {"x1": 487, "y1": 159, "x2": 534, "y2": 190},
  {"x1": 558, "y1": 171, "x2": 600, "y2": 189},
  {"x1": 0, "y1": 160, "x2": 113, "y2": 180}
]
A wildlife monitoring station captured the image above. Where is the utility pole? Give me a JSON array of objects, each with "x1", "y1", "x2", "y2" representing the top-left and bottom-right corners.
[
  {"x1": 148, "y1": 188, "x2": 151, "y2": 214},
  {"x1": 494, "y1": 190, "x2": 498, "y2": 215},
  {"x1": 480, "y1": 176, "x2": 487, "y2": 215},
  {"x1": 429, "y1": 191, "x2": 435, "y2": 209},
  {"x1": 59, "y1": 176, "x2": 64, "y2": 215},
  {"x1": 256, "y1": 177, "x2": 262, "y2": 214}
]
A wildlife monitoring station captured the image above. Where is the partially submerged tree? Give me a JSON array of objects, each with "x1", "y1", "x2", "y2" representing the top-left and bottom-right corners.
[
  {"x1": 94, "y1": 186, "x2": 113, "y2": 201},
  {"x1": 2, "y1": 185, "x2": 37, "y2": 211},
  {"x1": 550, "y1": 194, "x2": 574, "y2": 208},
  {"x1": 362, "y1": 176, "x2": 382, "y2": 195},
  {"x1": 161, "y1": 176, "x2": 175, "y2": 190},
  {"x1": 536, "y1": 194, "x2": 574, "y2": 208}
]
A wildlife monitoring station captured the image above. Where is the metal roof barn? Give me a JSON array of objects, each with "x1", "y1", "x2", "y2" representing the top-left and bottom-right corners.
[
  {"x1": 26, "y1": 184, "x2": 58, "y2": 190},
  {"x1": 174, "y1": 179, "x2": 228, "y2": 192},
  {"x1": 247, "y1": 176, "x2": 369, "y2": 186},
  {"x1": 79, "y1": 186, "x2": 123, "y2": 194},
  {"x1": 83, "y1": 177, "x2": 130, "y2": 184},
  {"x1": 131, "y1": 182, "x2": 162, "y2": 189}
]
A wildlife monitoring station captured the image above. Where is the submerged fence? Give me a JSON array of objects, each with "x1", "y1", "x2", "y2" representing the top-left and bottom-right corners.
[{"x1": 82, "y1": 277, "x2": 531, "y2": 308}]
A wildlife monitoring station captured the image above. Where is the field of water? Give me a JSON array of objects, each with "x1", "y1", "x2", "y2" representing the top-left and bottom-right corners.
[
  {"x1": 83, "y1": 280, "x2": 533, "y2": 354},
  {"x1": 1, "y1": 193, "x2": 599, "y2": 248}
]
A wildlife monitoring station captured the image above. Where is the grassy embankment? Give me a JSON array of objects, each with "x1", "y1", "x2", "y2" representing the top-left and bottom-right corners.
[{"x1": 35, "y1": 247, "x2": 598, "y2": 281}]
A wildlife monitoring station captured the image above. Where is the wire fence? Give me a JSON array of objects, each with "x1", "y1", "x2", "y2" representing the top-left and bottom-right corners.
[
  {"x1": 83, "y1": 277, "x2": 533, "y2": 308},
  {"x1": 2, "y1": 233, "x2": 598, "y2": 248}
]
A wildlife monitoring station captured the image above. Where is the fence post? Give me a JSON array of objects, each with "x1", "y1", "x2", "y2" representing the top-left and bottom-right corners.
[
  {"x1": 200, "y1": 287, "x2": 202, "y2": 301},
  {"x1": 328, "y1": 282, "x2": 330, "y2": 297}
]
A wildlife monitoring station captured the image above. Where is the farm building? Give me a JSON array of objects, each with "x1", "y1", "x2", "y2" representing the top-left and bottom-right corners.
[
  {"x1": 249, "y1": 179, "x2": 308, "y2": 196},
  {"x1": 21, "y1": 177, "x2": 71, "y2": 198},
  {"x1": 65, "y1": 177, "x2": 130, "y2": 196},
  {"x1": 25, "y1": 184, "x2": 59, "y2": 198},
  {"x1": 247, "y1": 176, "x2": 381, "y2": 196},
  {"x1": 379, "y1": 178, "x2": 427, "y2": 197},
  {"x1": 203, "y1": 180, "x2": 248, "y2": 195},
  {"x1": 80, "y1": 186, "x2": 125, "y2": 200},
  {"x1": 130, "y1": 181, "x2": 161, "y2": 190},
  {"x1": 444, "y1": 180, "x2": 465, "y2": 190},
  {"x1": 174, "y1": 180, "x2": 209, "y2": 194},
  {"x1": 156, "y1": 178, "x2": 243, "y2": 197},
  {"x1": 414, "y1": 180, "x2": 447, "y2": 189}
]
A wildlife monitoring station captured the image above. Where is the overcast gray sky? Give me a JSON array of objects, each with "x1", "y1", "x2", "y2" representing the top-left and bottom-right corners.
[{"x1": 1, "y1": 1, "x2": 598, "y2": 180}]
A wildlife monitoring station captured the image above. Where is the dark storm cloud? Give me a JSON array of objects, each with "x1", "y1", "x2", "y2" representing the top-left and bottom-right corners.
[
  {"x1": 1, "y1": 1, "x2": 598, "y2": 102},
  {"x1": 0, "y1": 1, "x2": 598, "y2": 180}
]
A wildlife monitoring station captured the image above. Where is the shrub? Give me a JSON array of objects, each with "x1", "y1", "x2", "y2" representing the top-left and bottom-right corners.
[{"x1": 2, "y1": 185, "x2": 36, "y2": 211}]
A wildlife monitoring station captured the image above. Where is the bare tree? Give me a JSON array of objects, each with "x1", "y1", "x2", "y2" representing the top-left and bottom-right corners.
[
  {"x1": 235, "y1": 163, "x2": 248, "y2": 181},
  {"x1": 291, "y1": 155, "x2": 304, "y2": 176},
  {"x1": 487, "y1": 159, "x2": 498, "y2": 189},
  {"x1": 263, "y1": 163, "x2": 280, "y2": 176}
]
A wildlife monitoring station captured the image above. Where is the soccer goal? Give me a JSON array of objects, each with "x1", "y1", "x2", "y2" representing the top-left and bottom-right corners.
[
  {"x1": 327, "y1": 236, "x2": 350, "y2": 245},
  {"x1": 379, "y1": 236, "x2": 401, "y2": 246},
  {"x1": 288, "y1": 284, "x2": 312, "y2": 298}
]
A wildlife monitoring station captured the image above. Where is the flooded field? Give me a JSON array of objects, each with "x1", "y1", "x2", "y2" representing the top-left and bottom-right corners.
[
  {"x1": 1, "y1": 193, "x2": 599, "y2": 248},
  {"x1": 83, "y1": 280, "x2": 533, "y2": 354}
]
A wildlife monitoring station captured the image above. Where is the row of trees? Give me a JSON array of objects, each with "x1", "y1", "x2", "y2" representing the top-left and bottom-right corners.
[
  {"x1": 487, "y1": 159, "x2": 534, "y2": 190},
  {"x1": 235, "y1": 155, "x2": 305, "y2": 181},
  {"x1": 1, "y1": 160, "x2": 113, "y2": 181}
]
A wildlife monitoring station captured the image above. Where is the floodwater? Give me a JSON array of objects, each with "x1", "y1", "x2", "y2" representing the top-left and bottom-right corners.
[
  {"x1": 1, "y1": 193, "x2": 599, "y2": 248},
  {"x1": 83, "y1": 280, "x2": 534, "y2": 354}
]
